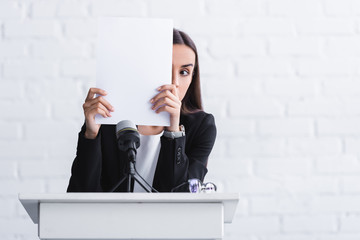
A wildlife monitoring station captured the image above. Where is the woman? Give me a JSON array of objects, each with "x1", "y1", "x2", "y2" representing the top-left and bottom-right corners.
[{"x1": 67, "y1": 29, "x2": 216, "y2": 192}]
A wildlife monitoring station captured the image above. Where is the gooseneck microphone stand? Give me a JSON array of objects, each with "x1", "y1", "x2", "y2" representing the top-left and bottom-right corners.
[{"x1": 109, "y1": 120, "x2": 158, "y2": 193}]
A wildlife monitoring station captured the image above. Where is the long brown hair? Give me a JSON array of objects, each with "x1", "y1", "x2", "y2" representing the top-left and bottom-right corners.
[{"x1": 173, "y1": 29, "x2": 203, "y2": 114}]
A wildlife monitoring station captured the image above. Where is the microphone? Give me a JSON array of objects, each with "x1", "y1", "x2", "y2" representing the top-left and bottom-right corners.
[{"x1": 116, "y1": 120, "x2": 140, "y2": 162}]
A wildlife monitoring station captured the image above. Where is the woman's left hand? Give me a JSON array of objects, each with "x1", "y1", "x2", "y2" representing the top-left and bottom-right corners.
[{"x1": 150, "y1": 84, "x2": 181, "y2": 132}]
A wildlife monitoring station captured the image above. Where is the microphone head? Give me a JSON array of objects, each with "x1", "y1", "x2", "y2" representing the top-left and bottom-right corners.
[
  {"x1": 115, "y1": 120, "x2": 140, "y2": 152},
  {"x1": 116, "y1": 120, "x2": 137, "y2": 139}
]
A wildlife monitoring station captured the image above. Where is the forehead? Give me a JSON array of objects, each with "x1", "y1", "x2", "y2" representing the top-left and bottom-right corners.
[{"x1": 172, "y1": 44, "x2": 196, "y2": 65}]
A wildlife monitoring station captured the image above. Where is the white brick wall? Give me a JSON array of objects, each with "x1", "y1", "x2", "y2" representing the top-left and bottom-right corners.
[{"x1": 1, "y1": 0, "x2": 360, "y2": 239}]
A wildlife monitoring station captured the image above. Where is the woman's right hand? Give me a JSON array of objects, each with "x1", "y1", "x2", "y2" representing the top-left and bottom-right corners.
[{"x1": 83, "y1": 88, "x2": 114, "y2": 139}]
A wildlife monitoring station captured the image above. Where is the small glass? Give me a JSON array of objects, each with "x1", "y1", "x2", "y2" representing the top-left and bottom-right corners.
[{"x1": 188, "y1": 179, "x2": 217, "y2": 193}]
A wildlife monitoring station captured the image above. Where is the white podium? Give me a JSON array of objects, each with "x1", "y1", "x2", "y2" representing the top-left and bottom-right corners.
[{"x1": 19, "y1": 193, "x2": 239, "y2": 240}]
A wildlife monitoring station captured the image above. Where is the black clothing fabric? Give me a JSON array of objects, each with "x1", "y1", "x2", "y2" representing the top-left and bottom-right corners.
[{"x1": 67, "y1": 111, "x2": 216, "y2": 192}]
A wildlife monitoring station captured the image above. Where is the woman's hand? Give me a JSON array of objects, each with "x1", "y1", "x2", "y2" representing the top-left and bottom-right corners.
[
  {"x1": 83, "y1": 88, "x2": 114, "y2": 139},
  {"x1": 151, "y1": 84, "x2": 181, "y2": 132}
]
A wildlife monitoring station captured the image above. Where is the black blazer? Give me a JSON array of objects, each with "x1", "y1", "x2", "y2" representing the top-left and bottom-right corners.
[{"x1": 67, "y1": 111, "x2": 216, "y2": 192}]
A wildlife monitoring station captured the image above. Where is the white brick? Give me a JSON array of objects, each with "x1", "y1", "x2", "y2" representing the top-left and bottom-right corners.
[
  {"x1": 19, "y1": 161, "x2": 70, "y2": 178},
  {"x1": 47, "y1": 178, "x2": 70, "y2": 193},
  {"x1": 91, "y1": 0, "x2": 146, "y2": 17},
  {"x1": 0, "y1": 1, "x2": 23, "y2": 18},
  {"x1": 0, "y1": 122, "x2": 21, "y2": 140},
  {"x1": 324, "y1": 0, "x2": 360, "y2": 16},
  {"x1": 0, "y1": 81, "x2": 23, "y2": 99},
  {"x1": 318, "y1": 234, "x2": 360, "y2": 240},
  {"x1": 287, "y1": 138, "x2": 342, "y2": 156},
  {"x1": 52, "y1": 101, "x2": 83, "y2": 120},
  {"x1": 207, "y1": 0, "x2": 265, "y2": 16},
  {"x1": 288, "y1": 98, "x2": 345, "y2": 116},
  {"x1": 0, "y1": 199, "x2": 16, "y2": 217},
  {"x1": 205, "y1": 78, "x2": 261, "y2": 97},
  {"x1": 341, "y1": 215, "x2": 360, "y2": 232},
  {"x1": 0, "y1": 217, "x2": 37, "y2": 235},
  {"x1": 296, "y1": 58, "x2": 359, "y2": 76},
  {"x1": 264, "y1": 79, "x2": 318, "y2": 96},
  {"x1": 240, "y1": 18, "x2": 295, "y2": 35},
  {"x1": 24, "y1": 121, "x2": 79, "y2": 141},
  {"x1": 217, "y1": 119, "x2": 255, "y2": 136},
  {"x1": 268, "y1": 0, "x2": 323, "y2": 16},
  {"x1": 229, "y1": 138, "x2": 285, "y2": 157},
  {"x1": 343, "y1": 99, "x2": 360, "y2": 117},
  {"x1": 210, "y1": 37, "x2": 266, "y2": 57},
  {"x1": 267, "y1": 235, "x2": 317, "y2": 240},
  {"x1": 4, "y1": 19, "x2": 59, "y2": 37},
  {"x1": 201, "y1": 59, "x2": 234, "y2": 77},
  {"x1": 316, "y1": 155, "x2": 360, "y2": 174},
  {"x1": 269, "y1": 37, "x2": 321, "y2": 56},
  {"x1": 202, "y1": 97, "x2": 227, "y2": 118},
  {"x1": 310, "y1": 196, "x2": 360, "y2": 212},
  {"x1": 251, "y1": 196, "x2": 311, "y2": 214},
  {"x1": 237, "y1": 58, "x2": 294, "y2": 76},
  {"x1": 0, "y1": 41, "x2": 27, "y2": 58},
  {"x1": 208, "y1": 157, "x2": 253, "y2": 177},
  {"x1": 0, "y1": 141, "x2": 47, "y2": 161},
  {"x1": 230, "y1": 176, "x2": 283, "y2": 194},
  {"x1": 0, "y1": 101, "x2": 48, "y2": 121},
  {"x1": 31, "y1": 0, "x2": 57, "y2": 17},
  {"x1": 282, "y1": 176, "x2": 338, "y2": 194},
  {"x1": 47, "y1": 138, "x2": 79, "y2": 160},
  {"x1": 57, "y1": 0, "x2": 88, "y2": 17},
  {"x1": 342, "y1": 176, "x2": 360, "y2": 193},
  {"x1": 230, "y1": 97, "x2": 284, "y2": 117},
  {"x1": 149, "y1": 0, "x2": 204, "y2": 17},
  {"x1": 4, "y1": 60, "x2": 57, "y2": 78},
  {"x1": 25, "y1": 79, "x2": 82, "y2": 101},
  {"x1": 323, "y1": 81, "x2": 360, "y2": 96},
  {"x1": 345, "y1": 138, "x2": 360, "y2": 156},
  {"x1": 61, "y1": 59, "x2": 96, "y2": 77},
  {"x1": 324, "y1": 37, "x2": 360, "y2": 56},
  {"x1": 223, "y1": 224, "x2": 256, "y2": 240},
  {"x1": 283, "y1": 215, "x2": 337, "y2": 232},
  {"x1": 258, "y1": 118, "x2": 313, "y2": 137},
  {"x1": 64, "y1": 19, "x2": 97, "y2": 37},
  {"x1": 0, "y1": 162, "x2": 17, "y2": 179},
  {"x1": 31, "y1": 40, "x2": 89, "y2": 58},
  {"x1": 0, "y1": 179, "x2": 44, "y2": 196},
  {"x1": 254, "y1": 157, "x2": 313, "y2": 175},
  {"x1": 318, "y1": 118, "x2": 360, "y2": 136},
  {"x1": 296, "y1": 18, "x2": 355, "y2": 35},
  {"x1": 233, "y1": 216, "x2": 280, "y2": 234},
  {"x1": 181, "y1": 17, "x2": 239, "y2": 36}
]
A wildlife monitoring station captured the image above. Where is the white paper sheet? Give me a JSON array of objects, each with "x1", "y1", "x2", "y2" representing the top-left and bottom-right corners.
[{"x1": 95, "y1": 17, "x2": 173, "y2": 126}]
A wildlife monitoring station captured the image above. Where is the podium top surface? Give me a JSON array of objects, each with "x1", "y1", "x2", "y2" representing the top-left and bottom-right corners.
[{"x1": 19, "y1": 193, "x2": 239, "y2": 224}]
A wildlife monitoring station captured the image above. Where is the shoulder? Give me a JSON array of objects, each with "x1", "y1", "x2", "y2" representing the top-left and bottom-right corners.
[
  {"x1": 181, "y1": 110, "x2": 215, "y2": 124},
  {"x1": 180, "y1": 111, "x2": 216, "y2": 137}
]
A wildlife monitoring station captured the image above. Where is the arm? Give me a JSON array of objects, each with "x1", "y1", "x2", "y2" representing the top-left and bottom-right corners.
[
  {"x1": 153, "y1": 114, "x2": 217, "y2": 192},
  {"x1": 67, "y1": 87, "x2": 114, "y2": 192},
  {"x1": 67, "y1": 125, "x2": 103, "y2": 192}
]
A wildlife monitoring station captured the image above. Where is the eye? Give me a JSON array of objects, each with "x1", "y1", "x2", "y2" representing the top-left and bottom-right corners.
[{"x1": 180, "y1": 69, "x2": 190, "y2": 76}]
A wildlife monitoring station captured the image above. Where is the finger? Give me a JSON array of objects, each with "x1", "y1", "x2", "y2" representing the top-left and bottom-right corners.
[
  {"x1": 155, "y1": 105, "x2": 177, "y2": 114},
  {"x1": 87, "y1": 107, "x2": 108, "y2": 119},
  {"x1": 152, "y1": 97, "x2": 180, "y2": 111},
  {"x1": 158, "y1": 84, "x2": 179, "y2": 98},
  {"x1": 157, "y1": 84, "x2": 177, "y2": 93},
  {"x1": 85, "y1": 102, "x2": 112, "y2": 118},
  {"x1": 151, "y1": 90, "x2": 179, "y2": 104},
  {"x1": 84, "y1": 96, "x2": 114, "y2": 112},
  {"x1": 85, "y1": 105, "x2": 108, "y2": 121},
  {"x1": 85, "y1": 88, "x2": 107, "y2": 101}
]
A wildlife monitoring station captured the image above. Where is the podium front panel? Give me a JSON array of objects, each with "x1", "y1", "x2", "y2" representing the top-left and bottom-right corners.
[{"x1": 39, "y1": 202, "x2": 224, "y2": 239}]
